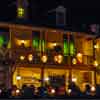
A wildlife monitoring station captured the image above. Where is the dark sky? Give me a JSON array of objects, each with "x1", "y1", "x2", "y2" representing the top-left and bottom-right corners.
[{"x1": 0, "y1": 0, "x2": 100, "y2": 24}]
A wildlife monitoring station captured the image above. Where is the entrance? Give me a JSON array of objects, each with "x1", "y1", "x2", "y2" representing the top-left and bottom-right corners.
[
  {"x1": 13, "y1": 67, "x2": 41, "y2": 88},
  {"x1": 72, "y1": 70, "x2": 95, "y2": 91},
  {"x1": 44, "y1": 69, "x2": 69, "y2": 91}
]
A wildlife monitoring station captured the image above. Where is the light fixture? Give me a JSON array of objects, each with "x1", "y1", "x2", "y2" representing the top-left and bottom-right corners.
[
  {"x1": 54, "y1": 54, "x2": 63, "y2": 64},
  {"x1": 16, "y1": 76, "x2": 21, "y2": 80},
  {"x1": 77, "y1": 53, "x2": 83, "y2": 63},
  {"x1": 28, "y1": 54, "x2": 33, "y2": 62},
  {"x1": 72, "y1": 77, "x2": 77, "y2": 82},
  {"x1": 68, "y1": 89, "x2": 72, "y2": 93},
  {"x1": 91, "y1": 86, "x2": 96, "y2": 92},
  {"x1": 44, "y1": 77, "x2": 49, "y2": 81},
  {"x1": 51, "y1": 89, "x2": 55, "y2": 93},
  {"x1": 16, "y1": 89, "x2": 20, "y2": 93},
  {"x1": 93, "y1": 60, "x2": 98, "y2": 67},
  {"x1": 72, "y1": 58, "x2": 77, "y2": 64},
  {"x1": 41, "y1": 55, "x2": 48, "y2": 63},
  {"x1": 20, "y1": 56, "x2": 25, "y2": 61},
  {"x1": 94, "y1": 43, "x2": 99, "y2": 49}
]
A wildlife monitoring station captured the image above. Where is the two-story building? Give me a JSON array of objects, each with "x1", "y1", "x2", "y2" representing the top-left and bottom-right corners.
[{"x1": 0, "y1": 22, "x2": 99, "y2": 92}]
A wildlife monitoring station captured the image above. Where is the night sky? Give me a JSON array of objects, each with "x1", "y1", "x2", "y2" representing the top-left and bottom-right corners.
[{"x1": 0, "y1": 0, "x2": 100, "y2": 25}]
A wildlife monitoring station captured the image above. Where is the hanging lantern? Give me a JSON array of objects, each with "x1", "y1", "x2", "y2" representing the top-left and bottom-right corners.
[
  {"x1": 54, "y1": 54, "x2": 63, "y2": 64},
  {"x1": 76, "y1": 53, "x2": 83, "y2": 63},
  {"x1": 41, "y1": 55, "x2": 48, "y2": 63},
  {"x1": 20, "y1": 56, "x2": 25, "y2": 61},
  {"x1": 72, "y1": 58, "x2": 77, "y2": 64},
  {"x1": 93, "y1": 60, "x2": 98, "y2": 67},
  {"x1": 28, "y1": 54, "x2": 33, "y2": 62}
]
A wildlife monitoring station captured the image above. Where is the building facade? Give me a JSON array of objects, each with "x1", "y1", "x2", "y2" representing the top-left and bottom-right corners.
[{"x1": 0, "y1": 22, "x2": 99, "y2": 92}]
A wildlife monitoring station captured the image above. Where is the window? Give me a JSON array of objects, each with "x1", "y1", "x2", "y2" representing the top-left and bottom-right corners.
[{"x1": 18, "y1": 7, "x2": 25, "y2": 17}]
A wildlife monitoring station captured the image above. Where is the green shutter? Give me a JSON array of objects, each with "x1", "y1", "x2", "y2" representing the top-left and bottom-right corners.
[
  {"x1": 0, "y1": 35, "x2": 4, "y2": 47},
  {"x1": 64, "y1": 39, "x2": 69, "y2": 56},
  {"x1": 32, "y1": 38, "x2": 39, "y2": 50},
  {"x1": 70, "y1": 42, "x2": 75, "y2": 56}
]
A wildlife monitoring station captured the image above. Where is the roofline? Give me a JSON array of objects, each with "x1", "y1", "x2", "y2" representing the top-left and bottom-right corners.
[{"x1": 0, "y1": 22, "x2": 98, "y2": 38}]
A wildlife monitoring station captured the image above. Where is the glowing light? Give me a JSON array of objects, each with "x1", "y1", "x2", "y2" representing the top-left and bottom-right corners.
[
  {"x1": 53, "y1": 43, "x2": 57, "y2": 46},
  {"x1": 41, "y1": 55, "x2": 48, "y2": 63},
  {"x1": 21, "y1": 40, "x2": 25, "y2": 44},
  {"x1": 44, "y1": 77, "x2": 49, "y2": 81},
  {"x1": 54, "y1": 54, "x2": 63, "y2": 64},
  {"x1": 91, "y1": 86, "x2": 96, "y2": 92},
  {"x1": 28, "y1": 54, "x2": 33, "y2": 62},
  {"x1": 68, "y1": 89, "x2": 72, "y2": 93},
  {"x1": 20, "y1": 56, "x2": 25, "y2": 61},
  {"x1": 51, "y1": 89, "x2": 55, "y2": 93},
  {"x1": 72, "y1": 77, "x2": 77, "y2": 82},
  {"x1": 77, "y1": 53, "x2": 82, "y2": 57},
  {"x1": 16, "y1": 76, "x2": 21, "y2": 80},
  {"x1": 72, "y1": 58, "x2": 77, "y2": 64},
  {"x1": 93, "y1": 60, "x2": 98, "y2": 67},
  {"x1": 16, "y1": 89, "x2": 20, "y2": 93},
  {"x1": 18, "y1": 7, "x2": 24, "y2": 17},
  {"x1": 94, "y1": 44, "x2": 99, "y2": 49},
  {"x1": 77, "y1": 53, "x2": 83, "y2": 63}
]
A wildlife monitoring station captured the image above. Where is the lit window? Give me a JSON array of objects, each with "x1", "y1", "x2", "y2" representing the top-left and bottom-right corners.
[{"x1": 18, "y1": 7, "x2": 24, "y2": 17}]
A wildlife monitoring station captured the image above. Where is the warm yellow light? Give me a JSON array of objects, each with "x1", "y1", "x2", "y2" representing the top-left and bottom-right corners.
[
  {"x1": 51, "y1": 89, "x2": 55, "y2": 93},
  {"x1": 94, "y1": 44, "x2": 99, "y2": 49},
  {"x1": 77, "y1": 53, "x2": 83, "y2": 63},
  {"x1": 16, "y1": 89, "x2": 20, "y2": 93},
  {"x1": 15, "y1": 38, "x2": 31, "y2": 47},
  {"x1": 16, "y1": 76, "x2": 21, "y2": 80},
  {"x1": 47, "y1": 43, "x2": 58, "y2": 49},
  {"x1": 41, "y1": 55, "x2": 48, "y2": 63},
  {"x1": 91, "y1": 86, "x2": 96, "y2": 92},
  {"x1": 44, "y1": 77, "x2": 49, "y2": 81},
  {"x1": 18, "y1": 7, "x2": 24, "y2": 17},
  {"x1": 53, "y1": 43, "x2": 57, "y2": 46},
  {"x1": 68, "y1": 89, "x2": 72, "y2": 93},
  {"x1": 72, "y1": 77, "x2": 77, "y2": 82},
  {"x1": 94, "y1": 60, "x2": 98, "y2": 67},
  {"x1": 72, "y1": 58, "x2": 77, "y2": 64},
  {"x1": 28, "y1": 54, "x2": 33, "y2": 62},
  {"x1": 54, "y1": 54, "x2": 63, "y2": 64},
  {"x1": 20, "y1": 56, "x2": 25, "y2": 61},
  {"x1": 21, "y1": 40, "x2": 25, "y2": 44},
  {"x1": 77, "y1": 53, "x2": 82, "y2": 57}
]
